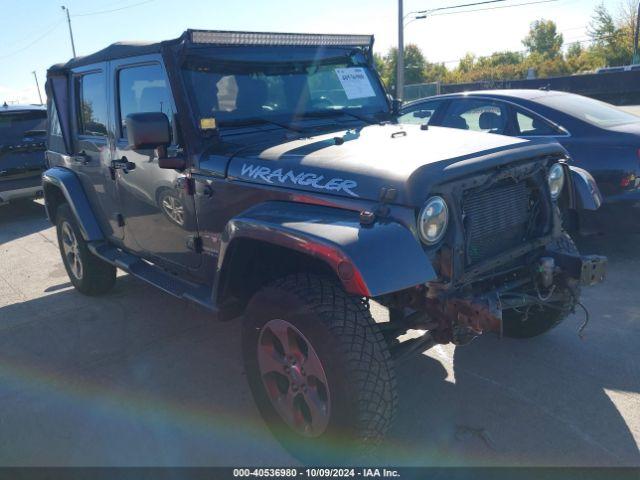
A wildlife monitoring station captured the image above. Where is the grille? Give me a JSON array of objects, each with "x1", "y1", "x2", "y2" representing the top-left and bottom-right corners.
[{"x1": 463, "y1": 180, "x2": 532, "y2": 265}]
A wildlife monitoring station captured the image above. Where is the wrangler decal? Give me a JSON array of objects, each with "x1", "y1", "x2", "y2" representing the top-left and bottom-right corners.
[{"x1": 240, "y1": 163, "x2": 359, "y2": 197}]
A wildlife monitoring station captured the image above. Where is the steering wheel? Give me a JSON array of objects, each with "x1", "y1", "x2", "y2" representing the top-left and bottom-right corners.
[{"x1": 312, "y1": 97, "x2": 335, "y2": 109}]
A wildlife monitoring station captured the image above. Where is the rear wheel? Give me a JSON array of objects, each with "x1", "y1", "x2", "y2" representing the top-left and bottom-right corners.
[
  {"x1": 55, "y1": 203, "x2": 116, "y2": 295},
  {"x1": 242, "y1": 274, "x2": 397, "y2": 463},
  {"x1": 502, "y1": 234, "x2": 580, "y2": 338}
]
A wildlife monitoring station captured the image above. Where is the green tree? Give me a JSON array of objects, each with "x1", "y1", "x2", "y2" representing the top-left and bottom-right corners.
[
  {"x1": 565, "y1": 42, "x2": 602, "y2": 72},
  {"x1": 382, "y1": 44, "x2": 430, "y2": 88},
  {"x1": 373, "y1": 52, "x2": 390, "y2": 89},
  {"x1": 588, "y1": 3, "x2": 632, "y2": 67},
  {"x1": 522, "y1": 19, "x2": 564, "y2": 59}
]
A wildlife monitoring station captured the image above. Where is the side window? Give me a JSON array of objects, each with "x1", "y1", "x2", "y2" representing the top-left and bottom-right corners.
[
  {"x1": 515, "y1": 110, "x2": 559, "y2": 136},
  {"x1": 441, "y1": 99, "x2": 508, "y2": 134},
  {"x1": 118, "y1": 64, "x2": 175, "y2": 139},
  {"x1": 76, "y1": 72, "x2": 108, "y2": 137},
  {"x1": 399, "y1": 100, "x2": 444, "y2": 125},
  {"x1": 49, "y1": 102, "x2": 62, "y2": 137}
]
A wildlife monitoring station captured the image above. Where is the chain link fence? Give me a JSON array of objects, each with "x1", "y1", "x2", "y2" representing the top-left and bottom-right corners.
[{"x1": 403, "y1": 82, "x2": 441, "y2": 102}]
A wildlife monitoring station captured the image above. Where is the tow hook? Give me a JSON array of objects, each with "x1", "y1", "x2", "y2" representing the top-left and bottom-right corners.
[{"x1": 538, "y1": 257, "x2": 555, "y2": 288}]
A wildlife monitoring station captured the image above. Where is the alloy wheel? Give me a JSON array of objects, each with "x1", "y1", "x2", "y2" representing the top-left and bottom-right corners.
[
  {"x1": 61, "y1": 221, "x2": 83, "y2": 280},
  {"x1": 257, "y1": 319, "x2": 331, "y2": 437},
  {"x1": 161, "y1": 194, "x2": 185, "y2": 226}
]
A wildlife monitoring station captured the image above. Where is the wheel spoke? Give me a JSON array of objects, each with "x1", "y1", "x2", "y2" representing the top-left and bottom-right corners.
[
  {"x1": 257, "y1": 343, "x2": 287, "y2": 375},
  {"x1": 266, "y1": 321, "x2": 295, "y2": 358},
  {"x1": 74, "y1": 255, "x2": 83, "y2": 279},
  {"x1": 276, "y1": 388, "x2": 300, "y2": 427},
  {"x1": 302, "y1": 387, "x2": 329, "y2": 435},
  {"x1": 301, "y1": 345, "x2": 326, "y2": 382}
]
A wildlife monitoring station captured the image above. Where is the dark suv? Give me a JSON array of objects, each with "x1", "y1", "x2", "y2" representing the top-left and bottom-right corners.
[
  {"x1": 43, "y1": 30, "x2": 606, "y2": 462},
  {"x1": 0, "y1": 103, "x2": 46, "y2": 205}
]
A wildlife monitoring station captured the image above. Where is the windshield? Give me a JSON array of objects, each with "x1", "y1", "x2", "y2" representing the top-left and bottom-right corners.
[
  {"x1": 535, "y1": 93, "x2": 639, "y2": 128},
  {"x1": 0, "y1": 111, "x2": 46, "y2": 142},
  {"x1": 181, "y1": 49, "x2": 388, "y2": 128}
]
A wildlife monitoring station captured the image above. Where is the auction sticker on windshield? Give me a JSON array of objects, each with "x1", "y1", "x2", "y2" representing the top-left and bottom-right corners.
[{"x1": 335, "y1": 68, "x2": 376, "y2": 99}]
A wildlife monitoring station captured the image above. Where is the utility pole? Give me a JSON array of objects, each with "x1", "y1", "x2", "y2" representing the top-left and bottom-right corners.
[
  {"x1": 61, "y1": 6, "x2": 77, "y2": 58},
  {"x1": 397, "y1": 0, "x2": 404, "y2": 101},
  {"x1": 32, "y1": 71, "x2": 43, "y2": 105},
  {"x1": 634, "y1": 1, "x2": 640, "y2": 64}
]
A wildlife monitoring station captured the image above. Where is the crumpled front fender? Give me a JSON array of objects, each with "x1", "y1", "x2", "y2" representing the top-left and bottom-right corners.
[{"x1": 217, "y1": 201, "x2": 437, "y2": 298}]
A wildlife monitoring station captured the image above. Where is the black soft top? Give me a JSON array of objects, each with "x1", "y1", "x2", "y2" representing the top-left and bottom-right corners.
[
  {"x1": 47, "y1": 41, "x2": 163, "y2": 73},
  {"x1": 45, "y1": 29, "x2": 374, "y2": 155},
  {"x1": 47, "y1": 29, "x2": 374, "y2": 75}
]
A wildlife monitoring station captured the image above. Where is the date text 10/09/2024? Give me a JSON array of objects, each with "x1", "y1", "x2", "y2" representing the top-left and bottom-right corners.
[{"x1": 232, "y1": 468, "x2": 401, "y2": 478}]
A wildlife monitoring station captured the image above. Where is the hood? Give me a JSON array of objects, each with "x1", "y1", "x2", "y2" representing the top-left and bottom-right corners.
[{"x1": 227, "y1": 124, "x2": 566, "y2": 206}]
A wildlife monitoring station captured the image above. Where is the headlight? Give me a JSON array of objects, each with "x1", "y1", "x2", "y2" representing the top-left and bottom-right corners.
[
  {"x1": 418, "y1": 196, "x2": 449, "y2": 245},
  {"x1": 548, "y1": 163, "x2": 565, "y2": 200}
]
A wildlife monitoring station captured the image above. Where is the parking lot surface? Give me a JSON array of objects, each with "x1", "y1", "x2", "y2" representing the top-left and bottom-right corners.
[{"x1": 0, "y1": 200, "x2": 638, "y2": 466}]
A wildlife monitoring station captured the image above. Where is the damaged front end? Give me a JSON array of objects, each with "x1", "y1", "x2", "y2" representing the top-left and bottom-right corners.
[{"x1": 379, "y1": 156, "x2": 607, "y2": 359}]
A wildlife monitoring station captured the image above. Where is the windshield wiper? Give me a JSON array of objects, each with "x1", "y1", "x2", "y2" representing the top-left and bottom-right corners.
[
  {"x1": 299, "y1": 110, "x2": 385, "y2": 125},
  {"x1": 218, "y1": 117, "x2": 305, "y2": 133}
]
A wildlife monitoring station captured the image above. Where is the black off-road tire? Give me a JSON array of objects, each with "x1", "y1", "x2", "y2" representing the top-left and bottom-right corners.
[
  {"x1": 502, "y1": 233, "x2": 580, "y2": 339},
  {"x1": 55, "y1": 203, "x2": 116, "y2": 296},
  {"x1": 242, "y1": 274, "x2": 397, "y2": 464}
]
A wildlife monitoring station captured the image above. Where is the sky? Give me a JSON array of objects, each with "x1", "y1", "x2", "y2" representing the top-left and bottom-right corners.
[{"x1": 0, "y1": 0, "x2": 626, "y2": 104}]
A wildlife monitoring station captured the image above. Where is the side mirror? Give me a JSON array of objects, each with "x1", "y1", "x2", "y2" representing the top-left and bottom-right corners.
[
  {"x1": 125, "y1": 112, "x2": 171, "y2": 150},
  {"x1": 391, "y1": 99, "x2": 402, "y2": 116},
  {"x1": 414, "y1": 110, "x2": 432, "y2": 119}
]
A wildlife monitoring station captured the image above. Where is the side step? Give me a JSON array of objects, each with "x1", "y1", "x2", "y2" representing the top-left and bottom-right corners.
[{"x1": 88, "y1": 242, "x2": 218, "y2": 313}]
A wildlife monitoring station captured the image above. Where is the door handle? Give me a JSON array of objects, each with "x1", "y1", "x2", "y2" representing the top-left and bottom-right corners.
[
  {"x1": 111, "y1": 158, "x2": 136, "y2": 173},
  {"x1": 73, "y1": 152, "x2": 90, "y2": 165}
]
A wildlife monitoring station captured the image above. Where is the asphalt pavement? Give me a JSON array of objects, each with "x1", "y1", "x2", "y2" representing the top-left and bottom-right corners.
[{"x1": 0, "y1": 199, "x2": 638, "y2": 466}]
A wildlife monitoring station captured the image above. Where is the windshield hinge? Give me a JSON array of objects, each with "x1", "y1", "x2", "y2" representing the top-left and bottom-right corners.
[{"x1": 183, "y1": 177, "x2": 196, "y2": 196}]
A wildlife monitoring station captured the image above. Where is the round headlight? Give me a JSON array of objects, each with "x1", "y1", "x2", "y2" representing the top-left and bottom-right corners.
[
  {"x1": 548, "y1": 163, "x2": 565, "y2": 199},
  {"x1": 418, "y1": 196, "x2": 449, "y2": 245}
]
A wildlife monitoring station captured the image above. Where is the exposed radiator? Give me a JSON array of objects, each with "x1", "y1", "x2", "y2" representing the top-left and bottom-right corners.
[{"x1": 463, "y1": 180, "x2": 532, "y2": 265}]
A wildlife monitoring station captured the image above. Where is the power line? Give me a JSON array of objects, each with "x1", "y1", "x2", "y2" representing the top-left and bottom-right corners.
[
  {"x1": 4, "y1": 19, "x2": 62, "y2": 49},
  {"x1": 407, "y1": 0, "x2": 508, "y2": 17},
  {"x1": 72, "y1": 0, "x2": 157, "y2": 17},
  {"x1": 429, "y1": 0, "x2": 560, "y2": 18},
  {"x1": 0, "y1": 21, "x2": 63, "y2": 60}
]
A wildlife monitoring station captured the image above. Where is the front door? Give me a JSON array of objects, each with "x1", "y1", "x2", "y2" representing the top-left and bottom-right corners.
[{"x1": 110, "y1": 57, "x2": 201, "y2": 270}]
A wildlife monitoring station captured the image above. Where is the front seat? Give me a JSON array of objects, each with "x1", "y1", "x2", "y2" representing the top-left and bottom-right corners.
[
  {"x1": 479, "y1": 111, "x2": 504, "y2": 133},
  {"x1": 234, "y1": 77, "x2": 268, "y2": 117},
  {"x1": 442, "y1": 115, "x2": 469, "y2": 130}
]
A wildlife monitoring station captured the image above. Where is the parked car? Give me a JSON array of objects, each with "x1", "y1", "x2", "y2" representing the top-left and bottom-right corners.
[
  {"x1": 0, "y1": 103, "x2": 46, "y2": 205},
  {"x1": 44, "y1": 31, "x2": 605, "y2": 462},
  {"x1": 400, "y1": 90, "x2": 640, "y2": 232}
]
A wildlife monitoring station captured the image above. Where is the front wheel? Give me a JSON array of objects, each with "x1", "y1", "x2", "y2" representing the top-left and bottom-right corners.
[{"x1": 242, "y1": 274, "x2": 397, "y2": 464}]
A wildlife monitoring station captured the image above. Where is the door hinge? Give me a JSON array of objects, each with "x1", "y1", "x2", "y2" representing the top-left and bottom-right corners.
[
  {"x1": 116, "y1": 214, "x2": 125, "y2": 227},
  {"x1": 184, "y1": 177, "x2": 196, "y2": 196},
  {"x1": 187, "y1": 235, "x2": 203, "y2": 253}
]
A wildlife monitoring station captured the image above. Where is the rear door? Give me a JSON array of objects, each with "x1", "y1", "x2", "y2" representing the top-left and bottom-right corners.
[
  {"x1": 110, "y1": 56, "x2": 201, "y2": 270},
  {"x1": 71, "y1": 64, "x2": 123, "y2": 240}
]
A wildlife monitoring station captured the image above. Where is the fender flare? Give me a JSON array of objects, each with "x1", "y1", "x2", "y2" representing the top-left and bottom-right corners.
[
  {"x1": 569, "y1": 166, "x2": 602, "y2": 211},
  {"x1": 215, "y1": 202, "x2": 437, "y2": 298},
  {"x1": 42, "y1": 166, "x2": 104, "y2": 241}
]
